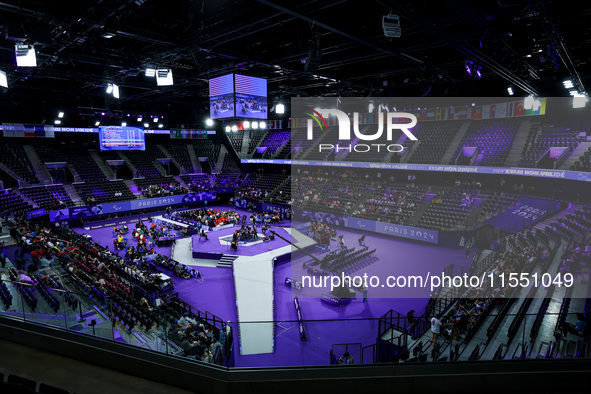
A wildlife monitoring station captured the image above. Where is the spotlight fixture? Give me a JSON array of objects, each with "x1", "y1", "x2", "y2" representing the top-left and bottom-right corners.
[
  {"x1": 54, "y1": 120, "x2": 61, "y2": 125},
  {"x1": 275, "y1": 103, "x2": 285, "y2": 114},
  {"x1": 507, "y1": 87, "x2": 514, "y2": 96},
  {"x1": 95, "y1": 121, "x2": 100, "y2": 126},
  {"x1": 106, "y1": 83, "x2": 119, "y2": 99},
  {"x1": 15, "y1": 44, "x2": 37, "y2": 67},
  {"x1": 137, "y1": 117, "x2": 142, "y2": 122},
  {"x1": 563, "y1": 80, "x2": 574, "y2": 89},
  {"x1": 0, "y1": 71, "x2": 7, "y2": 88},
  {"x1": 58, "y1": 111, "x2": 64, "y2": 118},
  {"x1": 145, "y1": 68, "x2": 156, "y2": 77},
  {"x1": 206, "y1": 119, "x2": 213, "y2": 126},
  {"x1": 475, "y1": 65, "x2": 482, "y2": 79},
  {"x1": 465, "y1": 60, "x2": 474, "y2": 76},
  {"x1": 158, "y1": 124, "x2": 163, "y2": 128},
  {"x1": 382, "y1": 14, "x2": 401, "y2": 38},
  {"x1": 143, "y1": 123, "x2": 150, "y2": 128},
  {"x1": 573, "y1": 92, "x2": 588, "y2": 109},
  {"x1": 156, "y1": 69, "x2": 173, "y2": 86},
  {"x1": 153, "y1": 117, "x2": 158, "y2": 123},
  {"x1": 121, "y1": 122, "x2": 127, "y2": 127}
]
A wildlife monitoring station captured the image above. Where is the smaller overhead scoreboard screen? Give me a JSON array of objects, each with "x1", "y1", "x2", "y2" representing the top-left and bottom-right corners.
[
  {"x1": 170, "y1": 129, "x2": 209, "y2": 139},
  {"x1": 99, "y1": 126, "x2": 145, "y2": 150}
]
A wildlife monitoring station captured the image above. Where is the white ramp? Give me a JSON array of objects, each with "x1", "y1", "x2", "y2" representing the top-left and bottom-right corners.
[
  {"x1": 232, "y1": 228, "x2": 316, "y2": 355},
  {"x1": 233, "y1": 256, "x2": 275, "y2": 355}
]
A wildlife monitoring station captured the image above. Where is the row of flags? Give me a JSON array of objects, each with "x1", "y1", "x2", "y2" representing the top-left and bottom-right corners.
[
  {"x1": 289, "y1": 99, "x2": 547, "y2": 128},
  {"x1": 2, "y1": 123, "x2": 55, "y2": 138},
  {"x1": 413, "y1": 99, "x2": 547, "y2": 121}
]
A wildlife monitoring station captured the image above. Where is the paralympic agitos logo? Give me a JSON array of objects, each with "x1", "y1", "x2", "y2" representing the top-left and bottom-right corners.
[{"x1": 305, "y1": 108, "x2": 418, "y2": 154}]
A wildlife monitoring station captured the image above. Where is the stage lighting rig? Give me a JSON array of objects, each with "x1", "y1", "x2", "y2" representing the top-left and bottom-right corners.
[{"x1": 383, "y1": 14, "x2": 401, "y2": 38}]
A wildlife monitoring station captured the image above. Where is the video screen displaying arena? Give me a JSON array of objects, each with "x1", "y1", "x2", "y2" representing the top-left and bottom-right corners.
[
  {"x1": 209, "y1": 74, "x2": 235, "y2": 119},
  {"x1": 234, "y1": 74, "x2": 267, "y2": 119}
]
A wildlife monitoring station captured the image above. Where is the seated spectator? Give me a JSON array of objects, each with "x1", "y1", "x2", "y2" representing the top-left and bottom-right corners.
[{"x1": 561, "y1": 313, "x2": 587, "y2": 337}]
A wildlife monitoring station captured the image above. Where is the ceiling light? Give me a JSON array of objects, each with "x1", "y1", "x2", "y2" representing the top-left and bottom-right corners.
[
  {"x1": 563, "y1": 80, "x2": 574, "y2": 89},
  {"x1": 106, "y1": 83, "x2": 119, "y2": 99},
  {"x1": 137, "y1": 117, "x2": 142, "y2": 122},
  {"x1": 54, "y1": 120, "x2": 61, "y2": 125},
  {"x1": 156, "y1": 69, "x2": 173, "y2": 86},
  {"x1": 259, "y1": 121, "x2": 266, "y2": 129},
  {"x1": 507, "y1": 87, "x2": 514, "y2": 96},
  {"x1": 243, "y1": 121, "x2": 250, "y2": 129},
  {"x1": 153, "y1": 117, "x2": 158, "y2": 123},
  {"x1": 95, "y1": 121, "x2": 100, "y2": 126},
  {"x1": 206, "y1": 119, "x2": 213, "y2": 126},
  {"x1": 524, "y1": 95, "x2": 534, "y2": 109},
  {"x1": 225, "y1": 126, "x2": 231, "y2": 132},
  {"x1": 276, "y1": 103, "x2": 285, "y2": 114},
  {"x1": 231, "y1": 125, "x2": 238, "y2": 132},
  {"x1": 573, "y1": 93, "x2": 588, "y2": 109},
  {"x1": 251, "y1": 122, "x2": 258, "y2": 129},
  {"x1": 145, "y1": 68, "x2": 156, "y2": 77},
  {"x1": 121, "y1": 122, "x2": 127, "y2": 127},
  {"x1": 144, "y1": 123, "x2": 150, "y2": 128},
  {"x1": 0, "y1": 71, "x2": 7, "y2": 88},
  {"x1": 15, "y1": 44, "x2": 37, "y2": 67},
  {"x1": 58, "y1": 111, "x2": 64, "y2": 118},
  {"x1": 101, "y1": 33, "x2": 115, "y2": 39},
  {"x1": 158, "y1": 124, "x2": 163, "y2": 128}
]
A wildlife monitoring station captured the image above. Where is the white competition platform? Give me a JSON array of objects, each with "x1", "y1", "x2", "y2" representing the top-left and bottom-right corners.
[{"x1": 232, "y1": 228, "x2": 315, "y2": 355}]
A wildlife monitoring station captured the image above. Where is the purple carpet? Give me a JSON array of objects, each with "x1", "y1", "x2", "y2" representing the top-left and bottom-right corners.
[{"x1": 72, "y1": 207, "x2": 476, "y2": 368}]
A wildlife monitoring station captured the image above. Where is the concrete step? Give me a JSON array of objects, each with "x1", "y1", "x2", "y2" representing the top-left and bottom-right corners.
[
  {"x1": 187, "y1": 143, "x2": 201, "y2": 173},
  {"x1": 559, "y1": 141, "x2": 591, "y2": 170},
  {"x1": 22, "y1": 145, "x2": 51, "y2": 184},
  {"x1": 218, "y1": 254, "x2": 238, "y2": 268},
  {"x1": 62, "y1": 184, "x2": 81, "y2": 204},
  {"x1": 88, "y1": 149, "x2": 115, "y2": 179}
]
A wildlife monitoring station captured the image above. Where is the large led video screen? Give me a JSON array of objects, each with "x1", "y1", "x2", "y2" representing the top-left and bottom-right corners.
[
  {"x1": 208, "y1": 74, "x2": 268, "y2": 119},
  {"x1": 235, "y1": 74, "x2": 267, "y2": 119},
  {"x1": 99, "y1": 126, "x2": 145, "y2": 151},
  {"x1": 209, "y1": 74, "x2": 235, "y2": 119}
]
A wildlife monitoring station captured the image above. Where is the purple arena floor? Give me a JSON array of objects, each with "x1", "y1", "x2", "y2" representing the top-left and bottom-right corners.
[{"x1": 73, "y1": 207, "x2": 476, "y2": 367}]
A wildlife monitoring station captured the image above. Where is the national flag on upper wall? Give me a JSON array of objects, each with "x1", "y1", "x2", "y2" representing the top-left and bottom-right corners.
[
  {"x1": 448, "y1": 107, "x2": 455, "y2": 120},
  {"x1": 494, "y1": 102, "x2": 507, "y2": 118},
  {"x1": 514, "y1": 101, "x2": 525, "y2": 116},
  {"x1": 435, "y1": 108, "x2": 442, "y2": 120},
  {"x1": 457, "y1": 108, "x2": 468, "y2": 119},
  {"x1": 427, "y1": 108, "x2": 435, "y2": 121},
  {"x1": 472, "y1": 106, "x2": 482, "y2": 120},
  {"x1": 418, "y1": 109, "x2": 428, "y2": 121},
  {"x1": 525, "y1": 98, "x2": 547, "y2": 116},
  {"x1": 481, "y1": 105, "x2": 491, "y2": 119},
  {"x1": 507, "y1": 102, "x2": 514, "y2": 117}
]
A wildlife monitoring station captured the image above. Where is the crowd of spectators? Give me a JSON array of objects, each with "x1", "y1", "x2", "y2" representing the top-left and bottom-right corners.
[{"x1": 139, "y1": 182, "x2": 187, "y2": 198}]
